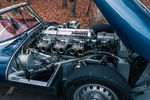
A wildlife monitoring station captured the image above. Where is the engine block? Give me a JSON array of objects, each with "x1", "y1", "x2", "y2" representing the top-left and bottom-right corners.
[{"x1": 35, "y1": 25, "x2": 96, "y2": 56}]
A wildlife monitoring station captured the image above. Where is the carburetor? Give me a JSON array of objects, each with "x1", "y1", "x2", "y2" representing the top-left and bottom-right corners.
[
  {"x1": 34, "y1": 21, "x2": 117, "y2": 56},
  {"x1": 35, "y1": 22, "x2": 95, "y2": 56}
]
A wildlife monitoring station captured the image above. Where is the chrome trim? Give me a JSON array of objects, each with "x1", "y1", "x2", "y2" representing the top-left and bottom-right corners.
[
  {"x1": 0, "y1": 2, "x2": 28, "y2": 15},
  {"x1": 9, "y1": 78, "x2": 47, "y2": 87}
]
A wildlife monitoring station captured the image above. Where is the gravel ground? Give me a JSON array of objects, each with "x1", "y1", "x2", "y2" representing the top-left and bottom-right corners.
[{"x1": 0, "y1": 82, "x2": 62, "y2": 100}]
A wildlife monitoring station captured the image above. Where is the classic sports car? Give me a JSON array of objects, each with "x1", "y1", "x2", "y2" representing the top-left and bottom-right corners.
[{"x1": 0, "y1": 0, "x2": 150, "y2": 100}]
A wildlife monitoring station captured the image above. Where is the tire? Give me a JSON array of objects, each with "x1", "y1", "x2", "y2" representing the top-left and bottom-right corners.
[
  {"x1": 92, "y1": 24, "x2": 114, "y2": 34},
  {"x1": 63, "y1": 65, "x2": 132, "y2": 100}
]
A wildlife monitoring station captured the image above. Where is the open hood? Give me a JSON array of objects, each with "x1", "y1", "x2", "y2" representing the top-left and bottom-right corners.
[{"x1": 94, "y1": 0, "x2": 150, "y2": 61}]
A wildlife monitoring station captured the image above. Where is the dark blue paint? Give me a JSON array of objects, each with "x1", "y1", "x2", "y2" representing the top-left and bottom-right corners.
[
  {"x1": 0, "y1": 33, "x2": 29, "y2": 79},
  {"x1": 94, "y1": 0, "x2": 150, "y2": 61}
]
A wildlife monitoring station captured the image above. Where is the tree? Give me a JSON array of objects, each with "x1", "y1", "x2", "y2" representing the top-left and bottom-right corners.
[
  {"x1": 0, "y1": 1, "x2": 2, "y2": 8},
  {"x1": 26, "y1": 0, "x2": 30, "y2": 4},
  {"x1": 70, "y1": 0, "x2": 76, "y2": 17},
  {"x1": 6, "y1": 0, "x2": 11, "y2": 1},
  {"x1": 11, "y1": 0, "x2": 14, "y2": 5},
  {"x1": 90, "y1": 4, "x2": 107, "y2": 27},
  {"x1": 86, "y1": 0, "x2": 92, "y2": 16},
  {"x1": 62, "y1": 0, "x2": 67, "y2": 8}
]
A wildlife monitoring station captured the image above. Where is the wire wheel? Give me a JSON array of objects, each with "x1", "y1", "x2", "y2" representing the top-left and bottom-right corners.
[{"x1": 73, "y1": 84, "x2": 118, "y2": 100}]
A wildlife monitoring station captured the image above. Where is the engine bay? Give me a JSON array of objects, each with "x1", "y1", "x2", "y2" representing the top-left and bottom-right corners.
[{"x1": 7, "y1": 21, "x2": 125, "y2": 87}]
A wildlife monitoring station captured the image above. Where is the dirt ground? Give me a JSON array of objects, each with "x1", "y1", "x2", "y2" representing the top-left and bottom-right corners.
[
  {"x1": 0, "y1": 0, "x2": 94, "y2": 28},
  {"x1": 0, "y1": 82, "x2": 62, "y2": 100}
]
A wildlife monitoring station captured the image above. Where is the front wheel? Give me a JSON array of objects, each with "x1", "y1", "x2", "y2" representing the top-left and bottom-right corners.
[{"x1": 63, "y1": 65, "x2": 132, "y2": 100}]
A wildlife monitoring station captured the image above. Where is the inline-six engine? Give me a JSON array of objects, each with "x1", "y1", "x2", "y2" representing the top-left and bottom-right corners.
[
  {"x1": 37, "y1": 27, "x2": 94, "y2": 56},
  {"x1": 35, "y1": 21, "x2": 116, "y2": 56}
]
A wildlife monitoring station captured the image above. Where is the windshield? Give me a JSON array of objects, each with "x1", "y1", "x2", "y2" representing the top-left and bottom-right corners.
[{"x1": 0, "y1": 6, "x2": 39, "y2": 42}]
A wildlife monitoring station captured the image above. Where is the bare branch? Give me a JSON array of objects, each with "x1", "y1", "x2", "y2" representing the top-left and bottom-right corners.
[
  {"x1": 70, "y1": 0, "x2": 76, "y2": 17},
  {"x1": 62, "y1": 0, "x2": 67, "y2": 8},
  {"x1": 86, "y1": 0, "x2": 92, "y2": 16}
]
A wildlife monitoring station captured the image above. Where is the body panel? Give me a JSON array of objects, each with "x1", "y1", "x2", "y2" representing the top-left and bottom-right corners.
[{"x1": 0, "y1": 35, "x2": 27, "y2": 78}]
